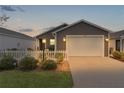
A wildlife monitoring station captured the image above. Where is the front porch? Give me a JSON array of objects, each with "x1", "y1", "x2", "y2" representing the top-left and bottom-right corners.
[{"x1": 110, "y1": 36, "x2": 124, "y2": 53}]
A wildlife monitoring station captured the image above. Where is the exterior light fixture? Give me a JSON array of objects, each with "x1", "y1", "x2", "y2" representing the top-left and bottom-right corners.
[
  {"x1": 63, "y1": 37, "x2": 66, "y2": 42},
  {"x1": 42, "y1": 39, "x2": 46, "y2": 43},
  {"x1": 105, "y1": 38, "x2": 109, "y2": 42}
]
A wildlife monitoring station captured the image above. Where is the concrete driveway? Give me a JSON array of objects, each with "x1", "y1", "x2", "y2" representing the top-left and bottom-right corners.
[{"x1": 68, "y1": 57, "x2": 124, "y2": 88}]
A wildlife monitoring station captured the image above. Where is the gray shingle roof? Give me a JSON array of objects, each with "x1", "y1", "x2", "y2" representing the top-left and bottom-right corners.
[
  {"x1": 36, "y1": 23, "x2": 68, "y2": 38},
  {"x1": 110, "y1": 30, "x2": 124, "y2": 39},
  {"x1": 0, "y1": 27, "x2": 34, "y2": 40},
  {"x1": 53, "y1": 19, "x2": 112, "y2": 33}
]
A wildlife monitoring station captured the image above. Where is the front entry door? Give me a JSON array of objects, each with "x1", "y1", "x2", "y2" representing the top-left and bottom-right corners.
[{"x1": 116, "y1": 40, "x2": 120, "y2": 51}]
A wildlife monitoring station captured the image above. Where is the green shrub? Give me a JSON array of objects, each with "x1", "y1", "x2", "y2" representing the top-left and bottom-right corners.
[
  {"x1": 0, "y1": 55, "x2": 17, "y2": 70},
  {"x1": 48, "y1": 45, "x2": 54, "y2": 51},
  {"x1": 18, "y1": 56, "x2": 38, "y2": 71},
  {"x1": 121, "y1": 52, "x2": 124, "y2": 61},
  {"x1": 55, "y1": 53, "x2": 64, "y2": 63},
  {"x1": 7, "y1": 48, "x2": 18, "y2": 51},
  {"x1": 42, "y1": 60, "x2": 57, "y2": 70},
  {"x1": 27, "y1": 48, "x2": 33, "y2": 51},
  {"x1": 112, "y1": 51, "x2": 122, "y2": 59}
]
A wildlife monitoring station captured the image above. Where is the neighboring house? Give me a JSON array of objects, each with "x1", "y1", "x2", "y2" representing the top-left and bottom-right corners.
[
  {"x1": 110, "y1": 30, "x2": 124, "y2": 52},
  {"x1": 36, "y1": 19, "x2": 111, "y2": 57},
  {"x1": 0, "y1": 27, "x2": 36, "y2": 50}
]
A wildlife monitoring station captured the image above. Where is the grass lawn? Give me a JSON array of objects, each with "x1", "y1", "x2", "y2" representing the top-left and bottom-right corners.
[{"x1": 0, "y1": 70, "x2": 73, "y2": 88}]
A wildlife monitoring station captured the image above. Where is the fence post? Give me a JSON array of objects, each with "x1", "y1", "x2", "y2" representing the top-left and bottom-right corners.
[{"x1": 43, "y1": 49, "x2": 45, "y2": 61}]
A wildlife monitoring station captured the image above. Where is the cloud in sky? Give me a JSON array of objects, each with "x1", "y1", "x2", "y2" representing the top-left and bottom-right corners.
[
  {"x1": 19, "y1": 28, "x2": 33, "y2": 32},
  {"x1": 0, "y1": 6, "x2": 24, "y2": 12},
  {"x1": 16, "y1": 6, "x2": 25, "y2": 12},
  {"x1": 20, "y1": 29, "x2": 41, "y2": 37},
  {"x1": 18, "y1": 27, "x2": 41, "y2": 37},
  {"x1": 0, "y1": 6, "x2": 16, "y2": 12}
]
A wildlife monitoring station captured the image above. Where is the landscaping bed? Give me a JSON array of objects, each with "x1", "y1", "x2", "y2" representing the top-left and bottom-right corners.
[
  {"x1": 56, "y1": 61, "x2": 70, "y2": 71},
  {"x1": 0, "y1": 54, "x2": 73, "y2": 88},
  {"x1": 110, "y1": 56, "x2": 124, "y2": 63},
  {"x1": 111, "y1": 51, "x2": 124, "y2": 62}
]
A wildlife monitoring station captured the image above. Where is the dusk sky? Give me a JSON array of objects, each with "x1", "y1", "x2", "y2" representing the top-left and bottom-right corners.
[{"x1": 1, "y1": 5, "x2": 124, "y2": 37}]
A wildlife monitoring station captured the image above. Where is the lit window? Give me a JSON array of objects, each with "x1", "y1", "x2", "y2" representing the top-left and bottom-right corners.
[
  {"x1": 50, "y1": 39, "x2": 55, "y2": 45},
  {"x1": 42, "y1": 39, "x2": 46, "y2": 43}
]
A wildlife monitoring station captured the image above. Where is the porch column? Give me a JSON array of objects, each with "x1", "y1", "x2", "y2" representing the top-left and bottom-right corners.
[{"x1": 120, "y1": 36, "x2": 123, "y2": 52}]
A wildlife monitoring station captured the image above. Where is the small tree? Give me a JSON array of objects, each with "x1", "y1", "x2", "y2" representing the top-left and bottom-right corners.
[{"x1": 0, "y1": 14, "x2": 10, "y2": 26}]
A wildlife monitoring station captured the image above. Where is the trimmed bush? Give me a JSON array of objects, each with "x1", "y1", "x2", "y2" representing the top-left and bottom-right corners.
[
  {"x1": 112, "y1": 51, "x2": 122, "y2": 59},
  {"x1": 18, "y1": 56, "x2": 38, "y2": 71},
  {"x1": 48, "y1": 45, "x2": 54, "y2": 51},
  {"x1": 0, "y1": 55, "x2": 17, "y2": 70},
  {"x1": 121, "y1": 52, "x2": 124, "y2": 61},
  {"x1": 42, "y1": 60, "x2": 57, "y2": 70},
  {"x1": 27, "y1": 48, "x2": 33, "y2": 51},
  {"x1": 55, "y1": 53, "x2": 64, "y2": 63}
]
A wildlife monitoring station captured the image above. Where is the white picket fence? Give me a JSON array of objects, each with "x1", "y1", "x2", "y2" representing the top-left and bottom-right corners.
[{"x1": 0, "y1": 50, "x2": 67, "y2": 61}]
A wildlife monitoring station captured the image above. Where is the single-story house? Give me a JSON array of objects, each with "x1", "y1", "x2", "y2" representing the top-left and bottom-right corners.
[
  {"x1": 36, "y1": 19, "x2": 111, "y2": 57},
  {"x1": 110, "y1": 30, "x2": 124, "y2": 52},
  {"x1": 0, "y1": 27, "x2": 36, "y2": 51}
]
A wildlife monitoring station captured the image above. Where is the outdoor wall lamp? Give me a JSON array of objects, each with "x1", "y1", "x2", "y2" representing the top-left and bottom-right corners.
[
  {"x1": 63, "y1": 37, "x2": 66, "y2": 42},
  {"x1": 42, "y1": 39, "x2": 46, "y2": 43},
  {"x1": 105, "y1": 38, "x2": 109, "y2": 42}
]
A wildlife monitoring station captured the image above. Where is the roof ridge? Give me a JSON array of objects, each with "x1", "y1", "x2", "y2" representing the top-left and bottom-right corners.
[{"x1": 53, "y1": 19, "x2": 112, "y2": 33}]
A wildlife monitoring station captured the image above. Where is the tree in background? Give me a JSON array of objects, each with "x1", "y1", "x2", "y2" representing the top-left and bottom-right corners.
[
  {"x1": 0, "y1": 5, "x2": 24, "y2": 27},
  {"x1": 0, "y1": 14, "x2": 10, "y2": 26}
]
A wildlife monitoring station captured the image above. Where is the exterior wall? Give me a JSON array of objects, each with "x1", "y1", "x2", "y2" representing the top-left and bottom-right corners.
[
  {"x1": 110, "y1": 39, "x2": 116, "y2": 51},
  {"x1": 122, "y1": 40, "x2": 124, "y2": 52},
  {"x1": 0, "y1": 34, "x2": 35, "y2": 50},
  {"x1": 35, "y1": 39, "x2": 40, "y2": 50},
  {"x1": 38, "y1": 32, "x2": 54, "y2": 50},
  {"x1": 56, "y1": 22, "x2": 109, "y2": 56}
]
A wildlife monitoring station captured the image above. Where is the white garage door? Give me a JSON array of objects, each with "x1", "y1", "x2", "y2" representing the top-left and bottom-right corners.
[{"x1": 66, "y1": 35, "x2": 104, "y2": 57}]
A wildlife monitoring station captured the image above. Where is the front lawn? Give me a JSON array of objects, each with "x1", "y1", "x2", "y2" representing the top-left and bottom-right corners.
[{"x1": 0, "y1": 70, "x2": 73, "y2": 88}]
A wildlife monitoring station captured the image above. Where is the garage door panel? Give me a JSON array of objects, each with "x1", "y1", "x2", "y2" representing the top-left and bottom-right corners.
[{"x1": 66, "y1": 35, "x2": 104, "y2": 56}]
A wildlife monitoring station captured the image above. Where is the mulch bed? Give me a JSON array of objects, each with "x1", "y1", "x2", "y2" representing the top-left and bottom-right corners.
[
  {"x1": 110, "y1": 56, "x2": 124, "y2": 63},
  {"x1": 56, "y1": 61, "x2": 70, "y2": 71},
  {"x1": 35, "y1": 61, "x2": 70, "y2": 72}
]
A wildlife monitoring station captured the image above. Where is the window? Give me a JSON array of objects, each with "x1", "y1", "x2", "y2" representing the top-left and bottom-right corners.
[{"x1": 50, "y1": 39, "x2": 55, "y2": 45}]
